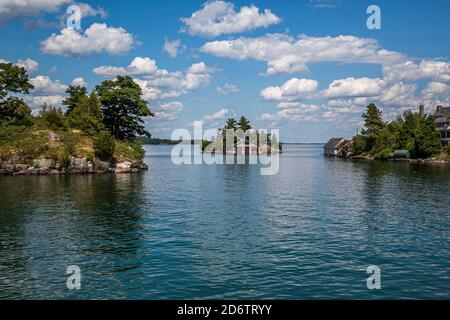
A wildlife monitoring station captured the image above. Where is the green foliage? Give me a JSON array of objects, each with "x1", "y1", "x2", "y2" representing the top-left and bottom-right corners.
[
  {"x1": 136, "y1": 136, "x2": 179, "y2": 144},
  {"x1": 59, "y1": 152, "x2": 71, "y2": 168},
  {"x1": 67, "y1": 92, "x2": 103, "y2": 134},
  {"x1": 114, "y1": 139, "x2": 145, "y2": 161},
  {"x1": 61, "y1": 131, "x2": 79, "y2": 155},
  {"x1": 0, "y1": 126, "x2": 48, "y2": 160},
  {"x1": 362, "y1": 103, "x2": 385, "y2": 134},
  {"x1": 373, "y1": 149, "x2": 393, "y2": 161},
  {"x1": 94, "y1": 131, "x2": 115, "y2": 161},
  {"x1": 0, "y1": 62, "x2": 34, "y2": 100},
  {"x1": 62, "y1": 85, "x2": 88, "y2": 116},
  {"x1": 0, "y1": 96, "x2": 33, "y2": 126},
  {"x1": 351, "y1": 134, "x2": 367, "y2": 155},
  {"x1": 394, "y1": 111, "x2": 441, "y2": 158},
  {"x1": 96, "y1": 76, "x2": 154, "y2": 140},
  {"x1": 202, "y1": 140, "x2": 212, "y2": 152},
  {"x1": 361, "y1": 103, "x2": 385, "y2": 152},
  {"x1": 0, "y1": 68, "x2": 148, "y2": 165},
  {"x1": 224, "y1": 117, "x2": 237, "y2": 130},
  {"x1": 393, "y1": 150, "x2": 410, "y2": 159},
  {"x1": 237, "y1": 116, "x2": 251, "y2": 132},
  {"x1": 352, "y1": 104, "x2": 442, "y2": 159},
  {"x1": 39, "y1": 105, "x2": 66, "y2": 130},
  {"x1": 0, "y1": 63, "x2": 34, "y2": 126},
  {"x1": 372, "y1": 126, "x2": 396, "y2": 154}
]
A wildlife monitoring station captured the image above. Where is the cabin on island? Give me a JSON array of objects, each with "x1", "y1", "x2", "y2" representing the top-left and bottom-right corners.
[
  {"x1": 434, "y1": 106, "x2": 450, "y2": 145},
  {"x1": 226, "y1": 139, "x2": 259, "y2": 155},
  {"x1": 236, "y1": 139, "x2": 258, "y2": 155},
  {"x1": 323, "y1": 138, "x2": 345, "y2": 156}
]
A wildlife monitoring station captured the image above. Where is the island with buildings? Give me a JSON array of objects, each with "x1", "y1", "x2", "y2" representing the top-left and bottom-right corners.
[
  {"x1": 202, "y1": 116, "x2": 282, "y2": 155},
  {"x1": 325, "y1": 104, "x2": 450, "y2": 163}
]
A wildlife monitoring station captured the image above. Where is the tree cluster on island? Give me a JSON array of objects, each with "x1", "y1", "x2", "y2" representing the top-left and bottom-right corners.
[
  {"x1": 0, "y1": 62, "x2": 154, "y2": 174},
  {"x1": 202, "y1": 116, "x2": 282, "y2": 153},
  {"x1": 341, "y1": 103, "x2": 448, "y2": 160}
]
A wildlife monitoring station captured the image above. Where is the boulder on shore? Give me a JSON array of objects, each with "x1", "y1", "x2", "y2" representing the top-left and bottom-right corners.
[
  {"x1": 1, "y1": 156, "x2": 148, "y2": 175},
  {"x1": 15, "y1": 164, "x2": 29, "y2": 171},
  {"x1": 33, "y1": 159, "x2": 55, "y2": 169},
  {"x1": 114, "y1": 161, "x2": 134, "y2": 173},
  {"x1": 67, "y1": 157, "x2": 94, "y2": 174}
]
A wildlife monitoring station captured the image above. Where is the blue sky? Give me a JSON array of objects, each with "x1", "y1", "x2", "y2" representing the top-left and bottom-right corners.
[{"x1": 1, "y1": 0, "x2": 449, "y2": 142}]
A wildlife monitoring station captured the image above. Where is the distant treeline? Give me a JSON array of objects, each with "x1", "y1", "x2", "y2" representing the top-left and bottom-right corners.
[{"x1": 136, "y1": 137, "x2": 180, "y2": 145}]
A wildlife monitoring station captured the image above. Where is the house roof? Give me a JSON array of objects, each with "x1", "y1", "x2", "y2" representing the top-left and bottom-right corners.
[
  {"x1": 435, "y1": 107, "x2": 450, "y2": 122},
  {"x1": 324, "y1": 137, "x2": 344, "y2": 149},
  {"x1": 233, "y1": 140, "x2": 258, "y2": 148},
  {"x1": 434, "y1": 107, "x2": 450, "y2": 130}
]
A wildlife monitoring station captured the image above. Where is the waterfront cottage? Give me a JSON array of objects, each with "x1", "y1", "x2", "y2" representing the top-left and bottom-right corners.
[
  {"x1": 323, "y1": 138, "x2": 345, "y2": 156},
  {"x1": 434, "y1": 106, "x2": 450, "y2": 145},
  {"x1": 228, "y1": 139, "x2": 259, "y2": 155}
]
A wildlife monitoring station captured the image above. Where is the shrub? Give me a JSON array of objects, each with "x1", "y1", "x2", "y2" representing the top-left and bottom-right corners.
[
  {"x1": 94, "y1": 131, "x2": 115, "y2": 161},
  {"x1": 40, "y1": 106, "x2": 66, "y2": 130},
  {"x1": 202, "y1": 140, "x2": 212, "y2": 152},
  {"x1": 114, "y1": 139, "x2": 145, "y2": 161},
  {"x1": 351, "y1": 134, "x2": 366, "y2": 155},
  {"x1": 58, "y1": 152, "x2": 71, "y2": 168},
  {"x1": 129, "y1": 140, "x2": 145, "y2": 159},
  {"x1": 67, "y1": 93, "x2": 103, "y2": 135},
  {"x1": 374, "y1": 149, "x2": 393, "y2": 161}
]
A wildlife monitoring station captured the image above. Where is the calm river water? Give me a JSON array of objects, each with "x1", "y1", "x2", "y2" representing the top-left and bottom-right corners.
[{"x1": 0, "y1": 144, "x2": 449, "y2": 299}]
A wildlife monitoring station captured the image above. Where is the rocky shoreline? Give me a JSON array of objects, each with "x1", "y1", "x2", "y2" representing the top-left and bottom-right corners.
[
  {"x1": 0, "y1": 157, "x2": 148, "y2": 176},
  {"x1": 343, "y1": 155, "x2": 450, "y2": 164}
]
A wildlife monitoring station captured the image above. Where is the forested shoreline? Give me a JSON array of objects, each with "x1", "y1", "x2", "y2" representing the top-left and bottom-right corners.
[{"x1": 0, "y1": 62, "x2": 153, "y2": 175}]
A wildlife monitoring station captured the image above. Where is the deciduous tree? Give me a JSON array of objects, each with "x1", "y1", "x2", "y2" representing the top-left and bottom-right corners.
[{"x1": 96, "y1": 76, "x2": 154, "y2": 140}]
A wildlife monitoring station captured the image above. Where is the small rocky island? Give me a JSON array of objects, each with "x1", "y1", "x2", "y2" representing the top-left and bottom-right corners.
[
  {"x1": 202, "y1": 116, "x2": 282, "y2": 154},
  {"x1": 0, "y1": 129, "x2": 148, "y2": 176},
  {"x1": 0, "y1": 62, "x2": 152, "y2": 176}
]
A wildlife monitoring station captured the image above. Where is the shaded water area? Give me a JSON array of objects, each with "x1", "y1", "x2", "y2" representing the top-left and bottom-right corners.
[{"x1": 0, "y1": 144, "x2": 449, "y2": 299}]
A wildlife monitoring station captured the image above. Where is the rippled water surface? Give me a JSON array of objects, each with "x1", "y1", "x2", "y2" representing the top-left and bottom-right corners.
[{"x1": 0, "y1": 144, "x2": 449, "y2": 299}]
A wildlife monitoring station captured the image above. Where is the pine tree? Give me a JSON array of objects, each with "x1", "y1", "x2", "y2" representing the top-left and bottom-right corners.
[
  {"x1": 67, "y1": 92, "x2": 103, "y2": 134},
  {"x1": 224, "y1": 117, "x2": 237, "y2": 130},
  {"x1": 237, "y1": 116, "x2": 251, "y2": 132},
  {"x1": 361, "y1": 103, "x2": 385, "y2": 151},
  {"x1": 62, "y1": 85, "x2": 88, "y2": 116}
]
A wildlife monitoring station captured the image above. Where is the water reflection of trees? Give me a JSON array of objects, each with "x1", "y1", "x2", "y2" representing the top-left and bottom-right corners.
[
  {"x1": 357, "y1": 161, "x2": 450, "y2": 243},
  {"x1": 63, "y1": 173, "x2": 147, "y2": 255},
  {"x1": 0, "y1": 173, "x2": 149, "y2": 298}
]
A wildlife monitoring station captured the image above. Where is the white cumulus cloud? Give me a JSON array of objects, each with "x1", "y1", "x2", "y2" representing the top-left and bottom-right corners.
[
  {"x1": 30, "y1": 75, "x2": 67, "y2": 95},
  {"x1": 201, "y1": 33, "x2": 405, "y2": 75},
  {"x1": 217, "y1": 83, "x2": 239, "y2": 95},
  {"x1": 26, "y1": 95, "x2": 65, "y2": 108},
  {"x1": 383, "y1": 60, "x2": 450, "y2": 83},
  {"x1": 323, "y1": 77, "x2": 384, "y2": 98},
  {"x1": 71, "y1": 77, "x2": 87, "y2": 87},
  {"x1": 203, "y1": 108, "x2": 230, "y2": 121},
  {"x1": 181, "y1": 1, "x2": 281, "y2": 38},
  {"x1": 94, "y1": 57, "x2": 158, "y2": 76},
  {"x1": 0, "y1": 0, "x2": 71, "y2": 23},
  {"x1": 260, "y1": 78, "x2": 318, "y2": 101},
  {"x1": 163, "y1": 39, "x2": 183, "y2": 58},
  {"x1": 260, "y1": 102, "x2": 320, "y2": 123},
  {"x1": 16, "y1": 58, "x2": 39, "y2": 73},
  {"x1": 0, "y1": 58, "x2": 39, "y2": 73},
  {"x1": 41, "y1": 23, "x2": 135, "y2": 56},
  {"x1": 95, "y1": 58, "x2": 214, "y2": 101}
]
